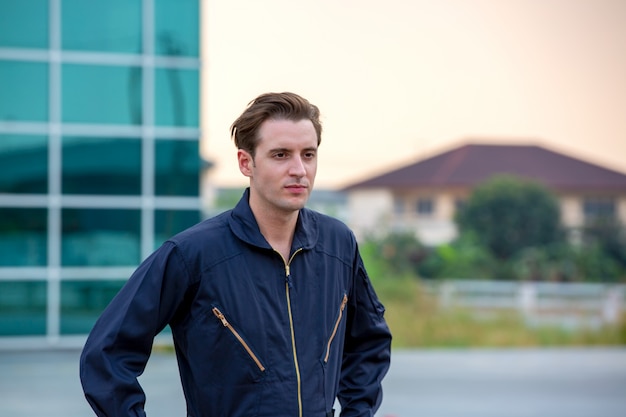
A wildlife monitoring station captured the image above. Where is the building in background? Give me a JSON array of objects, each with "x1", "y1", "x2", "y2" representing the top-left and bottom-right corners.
[
  {"x1": 0, "y1": 0, "x2": 203, "y2": 348},
  {"x1": 343, "y1": 143, "x2": 626, "y2": 245}
]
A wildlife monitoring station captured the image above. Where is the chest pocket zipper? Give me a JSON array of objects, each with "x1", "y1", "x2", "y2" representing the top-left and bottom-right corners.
[
  {"x1": 324, "y1": 294, "x2": 348, "y2": 363},
  {"x1": 212, "y1": 307, "x2": 266, "y2": 372}
]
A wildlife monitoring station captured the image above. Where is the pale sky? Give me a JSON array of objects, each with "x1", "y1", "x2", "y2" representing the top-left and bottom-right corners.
[{"x1": 201, "y1": 0, "x2": 626, "y2": 189}]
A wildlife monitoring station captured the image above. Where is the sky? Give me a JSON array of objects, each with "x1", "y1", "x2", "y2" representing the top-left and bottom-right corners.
[{"x1": 201, "y1": 0, "x2": 626, "y2": 189}]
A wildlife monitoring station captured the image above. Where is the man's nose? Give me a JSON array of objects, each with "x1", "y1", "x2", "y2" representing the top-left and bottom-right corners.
[{"x1": 289, "y1": 156, "x2": 306, "y2": 176}]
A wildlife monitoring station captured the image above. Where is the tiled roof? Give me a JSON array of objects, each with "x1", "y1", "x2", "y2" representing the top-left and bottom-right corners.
[{"x1": 343, "y1": 143, "x2": 626, "y2": 192}]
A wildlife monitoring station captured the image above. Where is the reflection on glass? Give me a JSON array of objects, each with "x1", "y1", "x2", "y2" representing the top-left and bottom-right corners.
[
  {"x1": 62, "y1": 0, "x2": 141, "y2": 53},
  {"x1": 155, "y1": 0, "x2": 200, "y2": 57},
  {"x1": 155, "y1": 68, "x2": 199, "y2": 127},
  {"x1": 0, "y1": 1, "x2": 49, "y2": 48},
  {"x1": 154, "y1": 209, "x2": 201, "y2": 249},
  {"x1": 0, "y1": 135, "x2": 48, "y2": 194},
  {"x1": 62, "y1": 137, "x2": 141, "y2": 195},
  {"x1": 62, "y1": 208, "x2": 141, "y2": 266},
  {"x1": 60, "y1": 280, "x2": 125, "y2": 334},
  {"x1": 0, "y1": 281, "x2": 47, "y2": 336},
  {"x1": 62, "y1": 64, "x2": 142, "y2": 125},
  {"x1": 155, "y1": 139, "x2": 200, "y2": 196},
  {"x1": 0, "y1": 208, "x2": 47, "y2": 266},
  {"x1": 0, "y1": 60, "x2": 48, "y2": 122}
]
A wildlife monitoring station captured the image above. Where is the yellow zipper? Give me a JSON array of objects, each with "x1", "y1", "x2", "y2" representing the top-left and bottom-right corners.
[
  {"x1": 279, "y1": 248, "x2": 304, "y2": 417},
  {"x1": 324, "y1": 293, "x2": 348, "y2": 363},
  {"x1": 212, "y1": 307, "x2": 266, "y2": 372}
]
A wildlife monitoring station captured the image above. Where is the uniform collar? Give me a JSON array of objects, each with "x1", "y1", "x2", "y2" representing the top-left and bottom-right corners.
[{"x1": 228, "y1": 188, "x2": 318, "y2": 251}]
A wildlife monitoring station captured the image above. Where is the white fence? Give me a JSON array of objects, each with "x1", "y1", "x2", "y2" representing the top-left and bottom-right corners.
[{"x1": 424, "y1": 280, "x2": 625, "y2": 329}]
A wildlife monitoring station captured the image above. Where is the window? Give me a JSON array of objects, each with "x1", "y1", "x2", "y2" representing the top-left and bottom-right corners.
[
  {"x1": 154, "y1": 209, "x2": 201, "y2": 249},
  {"x1": 62, "y1": 0, "x2": 141, "y2": 53},
  {"x1": 0, "y1": 60, "x2": 48, "y2": 122},
  {"x1": 0, "y1": 281, "x2": 47, "y2": 336},
  {"x1": 60, "y1": 280, "x2": 125, "y2": 334},
  {"x1": 393, "y1": 197, "x2": 405, "y2": 216},
  {"x1": 155, "y1": 68, "x2": 199, "y2": 127},
  {"x1": 62, "y1": 64, "x2": 142, "y2": 125},
  {"x1": 0, "y1": 1, "x2": 49, "y2": 49},
  {"x1": 0, "y1": 208, "x2": 47, "y2": 266},
  {"x1": 62, "y1": 137, "x2": 142, "y2": 195},
  {"x1": 0, "y1": 135, "x2": 48, "y2": 194},
  {"x1": 62, "y1": 208, "x2": 141, "y2": 266},
  {"x1": 155, "y1": 139, "x2": 200, "y2": 196},
  {"x1": 416, "y1": 197, "x2": 434, "y2": 216},
  {"x1": 583, "y1": 197, "x2": 615, "y2": 222},
  {"x1": 155, "y1": 0, "x2": 200, "y2": 57}
]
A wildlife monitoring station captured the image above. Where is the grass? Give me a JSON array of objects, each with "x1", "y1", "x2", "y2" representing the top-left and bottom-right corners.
[{"x1": 372, "y1": 276, "x2": 626, "y2": 348}]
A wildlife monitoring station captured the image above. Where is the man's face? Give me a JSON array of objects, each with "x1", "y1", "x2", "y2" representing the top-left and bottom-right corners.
[{"x1": 238, "y1": 118, "x2": 318, "y2": 216}]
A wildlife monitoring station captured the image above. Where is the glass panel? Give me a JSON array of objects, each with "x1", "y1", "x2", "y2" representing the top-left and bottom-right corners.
[
  {"x1": 0, "y1": 134, "x2": 48, "y2": 194},
  {"x1": 0, "y1": 281, "x2": 47, "y2": 336},
  {"x1": 62, "y1": 208, "x2": 141, "y2": 266},
  {"x1": 62, "y1": 0, "x2": 141, "y2": 53},
  {"x1": 60, "y1": 280, "x2": 125, "y2": 334},
  {"x1": 583, "y1": 197, "x2": 616, "y2": 222},
  {"x1": 154, "y1": 209, "x2": 201, "y2": 249},
  {"x1": 0, "y1": 208, "x2": 47, "y2": 266},
  {"x1": 62, "y1": 64, "x2": 142, "y2": 125},
  {"x1": 393, "y1": 197, "x2": 405, "y2": 215},
  {"x1": 0, "y1": 1, "x2": 49, "y2": 48},
  {"x1": 416, "y1": 198, "x2": 434, "y2": 215},
  {"x1": 155, "y1": 0, "x2": 200, "y2": 57},
  {"x1": 154, "y1": 68, "x2": 199, "y2": 127},
  {"x1": 0, "y1": 60, "x2": 48, "y2": 122},
  {"x1": 62, "y1": 137, "x2": 141, "y2": 195},
  {"x1": 155, "y1": 139, "x2": 200, "y2": 196}
]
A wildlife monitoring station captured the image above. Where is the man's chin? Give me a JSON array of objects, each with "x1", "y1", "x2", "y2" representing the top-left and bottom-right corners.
[{"x1": 281, "y1": 196, "x2": 309, "y2": 212}]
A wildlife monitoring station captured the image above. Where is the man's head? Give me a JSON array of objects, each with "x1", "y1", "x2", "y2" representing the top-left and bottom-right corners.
[
  {"x1": 232, "y1": 92, "x2": 322, "y2": 216},
  {"x1": 231, "y1": 92, "x2": 322, "y2": 158}
]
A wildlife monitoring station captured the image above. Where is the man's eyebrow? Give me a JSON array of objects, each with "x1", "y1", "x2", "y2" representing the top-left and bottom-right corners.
[
  {"x1": 267, "y1": 146, "x2": 318, "y2": 153},
  {"x1": 268, "y1": 147, "x2": 290, "y2": 154}
]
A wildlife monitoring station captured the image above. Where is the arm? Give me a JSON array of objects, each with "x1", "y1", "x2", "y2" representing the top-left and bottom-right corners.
[
  {"x1": 79, "y1": 242, "x2": 193, "y2": 417},
  {"x1": 338, "y1": 252, "x2": 392, "y2": 417}
]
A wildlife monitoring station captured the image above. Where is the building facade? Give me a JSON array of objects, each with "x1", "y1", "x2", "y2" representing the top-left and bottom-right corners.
[
  {"x1": 0, "y1": 0, "x2": 202, "y2": 348},
  {"x1": 344, "y1": 143, "x2": 626, "y2": 245}
]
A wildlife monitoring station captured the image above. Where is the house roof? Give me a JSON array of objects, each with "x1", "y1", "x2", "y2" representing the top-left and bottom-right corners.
[{"x1": 343, "y1": 143, "x2": 626, "y2": 192}]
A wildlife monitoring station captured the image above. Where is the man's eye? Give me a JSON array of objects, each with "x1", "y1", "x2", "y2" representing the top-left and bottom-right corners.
[{"x1": 274, "y1": 152, "x2": 286, "y2": 158}]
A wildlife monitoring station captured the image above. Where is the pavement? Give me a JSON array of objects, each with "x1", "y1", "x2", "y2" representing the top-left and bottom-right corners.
[{"x1": 1, "y1": 347, "x2": 625, "y2": 416}]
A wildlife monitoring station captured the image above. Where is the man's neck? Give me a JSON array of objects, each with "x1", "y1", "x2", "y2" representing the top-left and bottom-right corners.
[{"x1": 250, "y1": 202, "x2": 299, "y2": 261}]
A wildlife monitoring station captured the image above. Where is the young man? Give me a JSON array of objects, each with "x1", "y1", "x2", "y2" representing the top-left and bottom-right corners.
[{"x1": 80, "y1": 92, "x2": 392, "y2": 417}]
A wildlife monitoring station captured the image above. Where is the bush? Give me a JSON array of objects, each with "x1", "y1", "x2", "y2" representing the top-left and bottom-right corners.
[
  {"x1": 512, "y1": 243, "x2": 623, "y2": 282},
  {"x1": 361, "y1": 232, "x2": 427, "y2": 279},
  {"x1": 456, "y1": 175, "x2": 564, "y2": 260}
]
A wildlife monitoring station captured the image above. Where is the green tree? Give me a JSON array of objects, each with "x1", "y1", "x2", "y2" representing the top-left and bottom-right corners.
[
  {"x1": 583, "y1": 218, "x2": 626, "y2": 272},
  {"x1": 456, "y1": 175, "x2": 564, "y2": 261}
]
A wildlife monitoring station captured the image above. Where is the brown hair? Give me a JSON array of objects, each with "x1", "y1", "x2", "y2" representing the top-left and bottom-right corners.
[{"x1": 230, "y1": 92, "x2": 322, "y2": 157}]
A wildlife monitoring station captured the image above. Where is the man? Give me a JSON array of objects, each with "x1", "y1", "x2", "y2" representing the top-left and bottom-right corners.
[{"x1": 80, "y1": 92, "x2": 392, "y2": 417}]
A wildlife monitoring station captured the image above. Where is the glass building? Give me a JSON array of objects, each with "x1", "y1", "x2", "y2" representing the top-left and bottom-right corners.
[{"x1": 0, "y1": 0, "x2": 202, "y2": 348}]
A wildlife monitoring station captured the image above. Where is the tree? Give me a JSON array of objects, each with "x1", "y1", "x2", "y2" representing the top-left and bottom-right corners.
[
  {"x1": 376, "y1": 232, "x2": 427, "y2": 276},
  {"x1": 456, "y1": 175, "x2": 564, "y2": 261},
  {"x1": 583, "y1": 218, "x2": 626, "y2": 272}
]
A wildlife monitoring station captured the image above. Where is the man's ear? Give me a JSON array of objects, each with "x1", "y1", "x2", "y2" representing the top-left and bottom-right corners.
[{"x1": 237, "y1": 149, "x2": 254, "y2": 177}]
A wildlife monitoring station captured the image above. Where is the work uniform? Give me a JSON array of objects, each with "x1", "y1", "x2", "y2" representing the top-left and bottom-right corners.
[{"x1": 80, "y1": 189, "x2": 392, "y2": 417}]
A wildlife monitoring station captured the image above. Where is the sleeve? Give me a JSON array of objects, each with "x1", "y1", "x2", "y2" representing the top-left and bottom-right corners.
[
  {"x1": 79, "y1": 242, "x2": 193, "y2": 417},
  {"x1": 338, "y1": 249, "x2": 392, "y2": 417}
]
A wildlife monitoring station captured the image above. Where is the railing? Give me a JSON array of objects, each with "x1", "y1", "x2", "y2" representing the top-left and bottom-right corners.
[{"x1": 424, "y1": 280, "x2": 625, "y2": 329}]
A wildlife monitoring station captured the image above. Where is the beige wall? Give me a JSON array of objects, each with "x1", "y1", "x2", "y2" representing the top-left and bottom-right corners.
[
  {"x1": 347, "y1": 188, "x2": 626, "y2": 245},
  {"x1": 559, "y1": 195, "x2": 584, "y2": 228},
  {"x1": 618, "y1": 197, "x2": 626, "y2": 224},
  {"x1": 346, "y1": 188, "x2": 394, "y2": 239}
]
